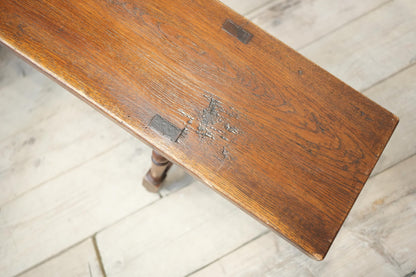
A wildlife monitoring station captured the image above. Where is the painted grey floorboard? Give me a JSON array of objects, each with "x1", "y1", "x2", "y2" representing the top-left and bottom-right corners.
[{"x1": 0, "y1": 0, "x2": 415, "y2": 276}]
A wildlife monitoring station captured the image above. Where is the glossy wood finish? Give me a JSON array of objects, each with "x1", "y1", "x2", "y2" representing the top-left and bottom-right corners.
[{"x1": 0, "y1": 0, "x2": 398, "y2": 259}]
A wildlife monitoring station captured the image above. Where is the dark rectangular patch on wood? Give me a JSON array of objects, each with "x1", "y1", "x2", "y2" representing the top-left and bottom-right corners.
[
  {"x1": 149, "y1": 114, "x2": 183, "y2": 142},
  {"x1": 222, "y1": 19, "x2": 253, "y2": 44}
]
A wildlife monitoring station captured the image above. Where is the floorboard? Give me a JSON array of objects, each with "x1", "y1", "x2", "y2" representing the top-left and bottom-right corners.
[
  {"x1": 365, "y1": 65, "x2": 416, "y2": 175},
  {"x1": 221, "y1": 0, "x2": 272, "y2": 15},
  {"x1": 249, "y1": 0, "x2": 390, "y2": 49},
  {"x1": 0, "y1": 138, "x2": 159, "y2": 277},
  {"x1": 190, "y1": 155, "x2": 416, "y2": 277},
  {"x1": 17, "y1": 239, "x2": 104, "y2": 277},
  {"x1": 0, "y1": 75, "x2": 128, "y2": 206},
  {"x1": 300, "y1": 0, "x2": 416, "y2": 91},
  {"x1": 0, "y1": 0, "x2": 415, "y2": 276},
  {"x1": 96, "y1": 182, "x2": 267, "y2": 277}
]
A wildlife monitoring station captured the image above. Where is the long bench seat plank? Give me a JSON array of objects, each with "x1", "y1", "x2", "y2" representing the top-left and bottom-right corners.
[{"x1": 0, "y1": 0, "x2": 398, "y2": 259}]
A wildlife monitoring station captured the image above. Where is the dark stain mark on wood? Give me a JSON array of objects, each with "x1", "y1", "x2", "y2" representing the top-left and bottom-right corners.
[
  {"x1": 352, "y1": 105, "x2": 374, "y2": 122},
  {"x1": 150, "y1": 114, "x2": 183, "y2": 142},
  {"x1": 202, "y1": 98, "x2": 221, "y2": 125},
  {"x1": 196, "y1": 95, "x2": 243, "y2": 141},
  {"x1": 17, "y1": 24, "x2": 25, "y2": 33},
  {"x1": 197, "y1": 97, "x2": 222, "y2": 139},
  {"x1": 222, "y1": 19, "x2": 253, "y2": 44},
  {"x1": 196, "y1": 95, "x2": 244, "y2": 142},
  {"x1": 196, "y1": 95, "x2": 245, "y2": 161}
]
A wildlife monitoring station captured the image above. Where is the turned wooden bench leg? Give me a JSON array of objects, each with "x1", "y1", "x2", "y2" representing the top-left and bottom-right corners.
[{"x1": 142, "y1": 150, "x2": 172, "y2": 193}]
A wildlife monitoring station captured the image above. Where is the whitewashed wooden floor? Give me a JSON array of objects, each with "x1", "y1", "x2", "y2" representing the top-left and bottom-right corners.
[{"x1": 1, "y1": 0, "x2": 415, "y2": 276}]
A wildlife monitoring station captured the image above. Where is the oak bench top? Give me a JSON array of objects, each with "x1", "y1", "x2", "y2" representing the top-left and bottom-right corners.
[{"x1": 0, "y1": 0, "x2": 398, "y2": 259}]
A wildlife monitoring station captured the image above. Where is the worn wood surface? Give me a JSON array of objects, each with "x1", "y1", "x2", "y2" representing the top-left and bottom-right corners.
[
  {"x1": 1, "y1": 0, "x2": 415, "y2": 276},
  {"x1": 96, "y1": 60, "x2": 416, "y2": 277},
  {"x1": 191, "y1": 154, "x2": 416, "y2": 277},
  {"x1": 365, "y1": 65, "x2": 416, "y2": 175},
  {"x1": 18, "y1": 239, "x2": 104, "y2": 277},
  {"x1": 97, "y1": 181, "x2": 267, "y2": 277},
  {"x1": 300, "y1": 0, "x2": 416, "y2": 92},
  {"x1": 0, "y1": 0, "x2": 398, "y2": 259},
  {"x1": 249, "y1": 0, "x2": 390, "y2": 49},
  {"x1": 0, "y1": 137, "x2": 159, "y2": 277},
  {"x1": 222, "y1": 0, "x2": 271, "y2": 15}
]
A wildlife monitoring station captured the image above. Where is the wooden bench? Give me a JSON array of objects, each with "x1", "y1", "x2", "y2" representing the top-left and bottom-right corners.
[{"x1": 0, "y1": 0, "x2": 398, "y2": 260}]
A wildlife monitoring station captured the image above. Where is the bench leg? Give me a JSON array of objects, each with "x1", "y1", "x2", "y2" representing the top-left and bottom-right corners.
[{"x1": 142, "y1": 150, "x2": 172, "y2": 193}]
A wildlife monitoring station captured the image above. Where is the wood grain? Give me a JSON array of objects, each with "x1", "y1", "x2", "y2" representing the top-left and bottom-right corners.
[
  {"x1": 222, "y1": 0, "x2": 271, "y2": 15},
  {"x1": 96, "y1": 181, "x2": 267, "y2": 277},
  {"x1": 365, "y1": 64, "x2": 416, "y2": 175},
  {"x1": 0, "y1": 0, "x2": 398, "y2": 259},
  {"x1": 19, "y1": 239, "x2": 104, "y2": 277},
  {"x1": 300, "y1": 0, "x2": 416, "y2": 92},
  {"x1": 0, "y1": 138, "x2": 159, "y2": 277},
  {"x1": 190, "y1": 154, "x2": 416, "y2": 277},
  {"x1": 249, "y1": 0, "x2": 389, "y2": 49}
]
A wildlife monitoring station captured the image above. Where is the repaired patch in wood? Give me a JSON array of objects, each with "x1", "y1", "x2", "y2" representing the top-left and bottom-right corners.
[
  {"x1": 150, "y1": 114, "x2": 183, "y2": 142},
  {"x1": 222, "y1": 19, "x2": 253, "y2": 44}
]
